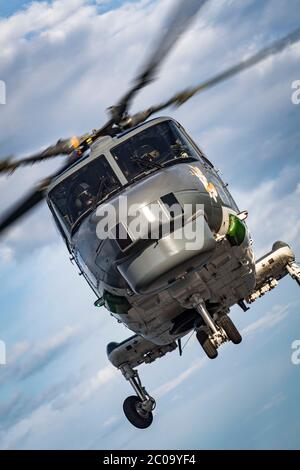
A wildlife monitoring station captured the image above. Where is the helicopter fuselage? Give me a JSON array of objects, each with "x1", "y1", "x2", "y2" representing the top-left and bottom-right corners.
[{"x1": 47, "y1": 117, "x2": 256, "y2": 346}]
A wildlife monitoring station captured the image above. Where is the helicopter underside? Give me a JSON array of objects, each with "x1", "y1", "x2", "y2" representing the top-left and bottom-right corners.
[
  {"x1": 105, "y1": 240, "x2": 299, "y2": 429},
  {"x1": 117, "y1": 235, "x2": 255, "y2": 346}
]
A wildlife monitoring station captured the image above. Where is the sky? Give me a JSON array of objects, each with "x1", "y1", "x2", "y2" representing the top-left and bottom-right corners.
[{"x1": 0, "y1": 0, "x2": 300, "y2": 450}]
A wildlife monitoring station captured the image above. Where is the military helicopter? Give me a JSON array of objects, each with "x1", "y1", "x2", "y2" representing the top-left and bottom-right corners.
[{"x1": 1, "y1": 0, "x2": 300, "y2": 429}]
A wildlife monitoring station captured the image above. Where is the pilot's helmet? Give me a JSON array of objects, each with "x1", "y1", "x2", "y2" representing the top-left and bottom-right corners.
[
  {"x1": 74, "y1": 182, "x2": 94, "y2": 210},
  {"x1": 136, "y1": 141, "x2": 161, "y2": 160}
]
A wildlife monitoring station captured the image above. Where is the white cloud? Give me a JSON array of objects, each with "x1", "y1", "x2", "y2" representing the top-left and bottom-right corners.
[
  {"x1": 0, "y1": 244, "x2": 14, "y2": 263},
  {"x1": 0, "y1": 0, "x2": 87, "y2": 52},
  {"x1": 0, "y1": 324, "x2": 82, "y2": 385},
  {"x1": 153, "y1": 357, "x2": 207, "y2": 398},
  {"x1": 8, "y1": 341, "x2": 31, "y2": 364},
  {"x1": 79, "y1": 364, "x2": 118, "y2": 401},
  {"x1": 257, "y1": 392, "x2": 286, "y2": 415},
  {"x1": 235, "y1": 166, "x2": 300, "y2": 257},
  {"x1": 0, "y1": 363, "x2": 119, "y2": 449},
  {"x1": 241, "y1": 304, "x2": 290, "y2": 337},
  {"x1": 103, "y1": 415, "x2": 120, "y2": 428}
]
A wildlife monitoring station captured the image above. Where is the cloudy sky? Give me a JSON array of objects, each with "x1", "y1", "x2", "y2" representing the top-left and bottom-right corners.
[{"x1": 0, "y1": 0, "x2": 300, "y2": 450}]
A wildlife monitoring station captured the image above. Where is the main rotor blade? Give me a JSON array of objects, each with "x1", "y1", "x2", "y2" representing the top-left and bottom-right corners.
[
  {"x1": 113, "y1": 0, "x2": 209, "y2": 120},
  {"x1": 0, "y1": 138, "x2": 76, "y2": 175},
  {"x1": 0, "y1": 155, "x2": 79, "y2": 235},
  {"x1": 149, "y1": 26, "x2": 300, "y2": 113},
  {"x1": 0, "y1": 117, "x2": 117, "y2": 176},
  {"x1": 0, "y1": 182, "x2": 48, "y2": 235}
]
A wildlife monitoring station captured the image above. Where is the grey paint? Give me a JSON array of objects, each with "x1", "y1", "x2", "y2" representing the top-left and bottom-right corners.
[{"x1": 47, "y1": 117, "x2": 256, "y2": 346}]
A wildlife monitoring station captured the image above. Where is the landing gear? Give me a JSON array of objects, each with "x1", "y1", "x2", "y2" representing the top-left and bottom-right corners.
[
  {"x1": 196, "y1": 330, "x2": 218, "y2": 359},
  {"x1": 218, "y1": 315, "x2": 242, "y2": 344},
  {"x1": 191, "y1": 294, "x2": 242, "y2": 359},
  {"x1": 120, "y1": 364, "x2": 155, "y2": 429},
  {"x1": 123, "y1": 396, "x2": 153, "y2": 429}
]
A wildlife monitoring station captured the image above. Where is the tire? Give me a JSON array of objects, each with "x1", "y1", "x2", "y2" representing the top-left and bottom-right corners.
[
  {"x1": 123, "y1": 396, "x2": 153, "y2": 429},
  {"x1": 196, "y1": 330, "x2": 218, "y2": 359},
  {"x1": 218, "y1": 315, "x2": 242, "y2": 344}
]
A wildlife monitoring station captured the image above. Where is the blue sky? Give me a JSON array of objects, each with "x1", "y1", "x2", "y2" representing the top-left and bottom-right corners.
[
  {"x1": 0, "y1": 0, "x2": 300, "y2": 450},
  {"x1": 0, "y1": 0, "x2": 140, "y2": 17}
]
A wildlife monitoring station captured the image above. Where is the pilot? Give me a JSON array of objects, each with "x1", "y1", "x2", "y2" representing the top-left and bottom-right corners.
[
  {"x1": 136, "y1": 143, "x2": 161, "y2": 161},
  {"x1": 148, "y1": 148, "x2": 161, "y2": 159},
  {"x1": 171, "y1": 138, "x2": 189, "y2": 159},
  {"x1": 73, "y1": 182, "x2": 95, "y2": 215}
]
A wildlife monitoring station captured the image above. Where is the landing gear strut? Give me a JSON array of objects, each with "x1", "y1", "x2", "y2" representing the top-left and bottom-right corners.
[
  {"x1": 191, "y1": 294, "x2": 242, "y2": 359},
  {"x1": 120, "y1": 364, "x2": 155, "y2": 429}
]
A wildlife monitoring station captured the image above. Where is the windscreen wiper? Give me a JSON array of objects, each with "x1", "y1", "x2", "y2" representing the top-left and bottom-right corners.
[
  {"x1": 161, "y1": 155, "x2": 196, "y2": 167},
  {"x1": 130, "y1": 154, "x2": 163, "y2": 172}
]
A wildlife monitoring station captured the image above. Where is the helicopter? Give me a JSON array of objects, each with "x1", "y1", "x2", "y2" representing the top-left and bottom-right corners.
[{"x1": 0, "y1": 0, "x2": 300, "y2": 429}]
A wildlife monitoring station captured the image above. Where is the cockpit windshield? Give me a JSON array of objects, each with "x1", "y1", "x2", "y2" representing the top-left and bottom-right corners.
[
  {"x1": 111, "y1": 120, "x2": 199, "y2": 181},
  {"x1": 48, "y1": 155, "x2": 120, "y2": 231}
]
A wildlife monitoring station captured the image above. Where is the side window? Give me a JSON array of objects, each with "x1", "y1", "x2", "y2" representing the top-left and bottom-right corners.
[{"x1": 176, "y1": 124, "x2": 213, "y2": 167}]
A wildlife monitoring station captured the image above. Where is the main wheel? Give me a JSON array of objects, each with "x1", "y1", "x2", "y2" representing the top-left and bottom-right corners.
[
  {"x1": 196, "y1": 330, "x2": 218, "y2": 359},
  {"x1": 218, "y1": 315, "x2": 242, "y2": 344},
  {"x1": 123, "y1": 396, "x2": 153, "y2": 429}
]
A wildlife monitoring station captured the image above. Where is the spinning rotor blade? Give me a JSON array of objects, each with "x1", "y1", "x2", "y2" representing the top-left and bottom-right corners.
[
  {"x1": 112, "y1": 0, "x2": 209, "y2": 121},
  {"x1": 0, "y1": 118, "x2": 118, "y2": 176},
  {"x1": 147, "y1": 26, "x2": 300, "y2": 114},
  {"x1": 0, "y1": 156, "x2": 79, "y2": 234},
  {"x1": 0, "y1": 0, "x2": 209, "y2": 178},
  {"x1": 0, "y1": 184, "x2": 48, "y2": 234},
  {"x1": 0, "y1": 138, "x2": 78, "y2": 175},
  {"x1": 0, "y1": 140, "x2": 75, "y2": 232},
  {"x1": 0, "y1": 117, "x2": 115, "y2": 232}
]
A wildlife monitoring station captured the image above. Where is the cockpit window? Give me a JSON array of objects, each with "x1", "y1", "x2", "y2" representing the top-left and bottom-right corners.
[
  {"x1": 111, "y1": 121, "x2": 199, "y2": 181},
  {"x1": 49, "y1": 156, "x2": 120, "y2": 231}
]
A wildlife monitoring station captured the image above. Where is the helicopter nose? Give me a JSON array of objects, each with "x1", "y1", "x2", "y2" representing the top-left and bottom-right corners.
[{"x1": 116, "y1": 210, "x2": 216, "y2": 295}]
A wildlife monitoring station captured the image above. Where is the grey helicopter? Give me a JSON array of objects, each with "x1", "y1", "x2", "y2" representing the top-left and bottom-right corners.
[{"x1": 1, "y1": 0, "x2": 300, "y2": 429}]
